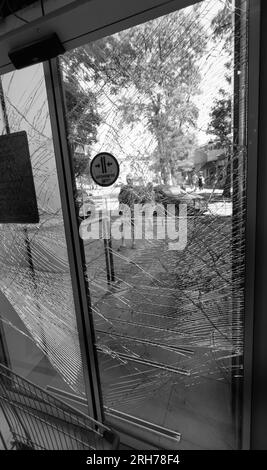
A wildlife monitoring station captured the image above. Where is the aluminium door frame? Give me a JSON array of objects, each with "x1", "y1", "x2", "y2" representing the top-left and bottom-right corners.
[
  {"x1": 249, "y1": 0, "x2": 267, "y2": 450},
  {"x1": 44, "y1": 59, "x2": 103, "y2": 423},
  {"x1": 243, "y1": 0, "x2": 261, "y2": 450},
  {"x1": 42, "y1": 0, "x2": 260, "y2": 448}
]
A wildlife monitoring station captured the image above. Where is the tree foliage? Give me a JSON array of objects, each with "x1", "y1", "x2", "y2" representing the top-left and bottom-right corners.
[
  {"x1": 62, "y1": 55, "x2": 101, "y2": 178},
  {"x1": 208, "y1": 3, "x2": 233, "y2": 197},
  {"x1": 73, "y1": 7, "x2": 207, "y2": 184},
  {"x1": 208, "y1": 88, "x2": 231, "y2": 146},
  {"x1": 115, "y1": 10, "x2": 206, "y2": 183},
  {"x1": 209, "y1": 3, "x2": 233, "y2": 145},
  {"x1": 211, "y1": 1, "x2": 232, "y2": 48}
]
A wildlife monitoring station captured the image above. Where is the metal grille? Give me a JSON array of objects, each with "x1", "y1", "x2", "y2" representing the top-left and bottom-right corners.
[{"x1": 0, "y1": 363, "x2": 119, "y2": 450}]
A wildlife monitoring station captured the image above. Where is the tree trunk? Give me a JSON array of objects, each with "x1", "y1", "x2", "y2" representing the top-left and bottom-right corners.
[
  {"x1": 160, "y1": 159, "x2": 169, "y2": 184},
  {"x1": 222, "y1": 154, "x2": 231, "y2": 198},
  {"x1": 158, "y1": 133, "x2": 170, "y2": 184}
]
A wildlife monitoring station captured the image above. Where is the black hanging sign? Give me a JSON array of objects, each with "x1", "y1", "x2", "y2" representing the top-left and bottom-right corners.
[{"x1": 0, "y1": 131, "x2": 39, "y2": 223}]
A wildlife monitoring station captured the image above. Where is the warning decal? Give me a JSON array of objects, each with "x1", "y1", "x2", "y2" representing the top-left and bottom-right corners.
[{"x1": 90, "y1": 152, "x2": 119, "y2": 187}]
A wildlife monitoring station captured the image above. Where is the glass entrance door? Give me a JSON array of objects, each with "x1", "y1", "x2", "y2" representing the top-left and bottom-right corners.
[
  {"x1": 0, "y1": 62, "x2": 100, "y2": 418},
  {"x1": 0, "y1": 0, "x2": 250, "y2": 451},
  {"x1": 55, "y1": 0, "x2": 248, "y2": 449}
]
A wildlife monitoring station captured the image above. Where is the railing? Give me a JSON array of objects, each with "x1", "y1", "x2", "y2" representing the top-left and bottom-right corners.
[
  {"x1": 46, "y1": 385, "x2": 181, "y2": 450},
  {"x1": 0, "y1": 363, "x2": 119, "y2": 450}
]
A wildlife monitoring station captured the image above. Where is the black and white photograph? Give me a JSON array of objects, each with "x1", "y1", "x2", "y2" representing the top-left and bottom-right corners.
[{"x1": 0, "y1": 0, "x2": 265, "y2": 463}]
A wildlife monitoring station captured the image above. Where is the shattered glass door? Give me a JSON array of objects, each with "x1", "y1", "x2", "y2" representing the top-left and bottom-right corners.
[
  {"x1": 0, "y1": 65, "x2": 90, "y2": 404},
  {"x1": 60, "y1": 0, "x2": 248, "y2": 449}
]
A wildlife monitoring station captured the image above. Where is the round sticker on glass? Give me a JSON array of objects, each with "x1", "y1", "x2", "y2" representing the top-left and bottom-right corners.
[{"x1": 90, "y1": 152, "x2": 119, "y2": 187}]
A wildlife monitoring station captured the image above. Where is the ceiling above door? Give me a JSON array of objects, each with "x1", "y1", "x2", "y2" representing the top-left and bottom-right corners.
[{"x1": 0, "y1": 0, "x2": 202, "y2": 74}]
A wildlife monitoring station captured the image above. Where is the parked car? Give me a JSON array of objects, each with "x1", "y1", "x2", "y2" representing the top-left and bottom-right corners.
[{"x1": 153, "y1": 185, "x2": 207, "y2": 216}]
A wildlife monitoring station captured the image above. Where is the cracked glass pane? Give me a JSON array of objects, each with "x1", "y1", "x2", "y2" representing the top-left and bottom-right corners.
[
  {"x1": 60, "y1": 0, "x2": 247, "y2": 449},
  {"x1": 0, "y1": 64, "x2": 87, "y2": 399},
  {"x1": 0, "y1": 0, "x2": 248, "y2": 451}
]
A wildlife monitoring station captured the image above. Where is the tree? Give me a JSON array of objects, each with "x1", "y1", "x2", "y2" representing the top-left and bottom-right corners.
[
  {"x1": 72, "y1": 149, "x2": 91, "y2": 179},
  {"x1": 211, "y1": 1, "x2": 232, "y2": 48},
  {"x1": 73, "y1": 7, "x2": 207, "y2": 184},
  {"x1": 208, "y1": 3, "x2": 233, "y2": 197},
  {"x1": 116, "y1": 9, "x2": 207, "y2": 183},
  {"x1": 61, "y1": 53, "x2": 101, "y2": 178},
  {"x1": 208, "y1": 89, "x2": 231, "y2": 146}
]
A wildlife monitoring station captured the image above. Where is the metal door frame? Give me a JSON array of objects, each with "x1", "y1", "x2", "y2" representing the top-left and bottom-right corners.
[
  {"x1": 242, "y1": 0, "x2": 261, "y2": 450},
  {"x1": 44, "y1": 59, "x2": 103, "y2": 422}
]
